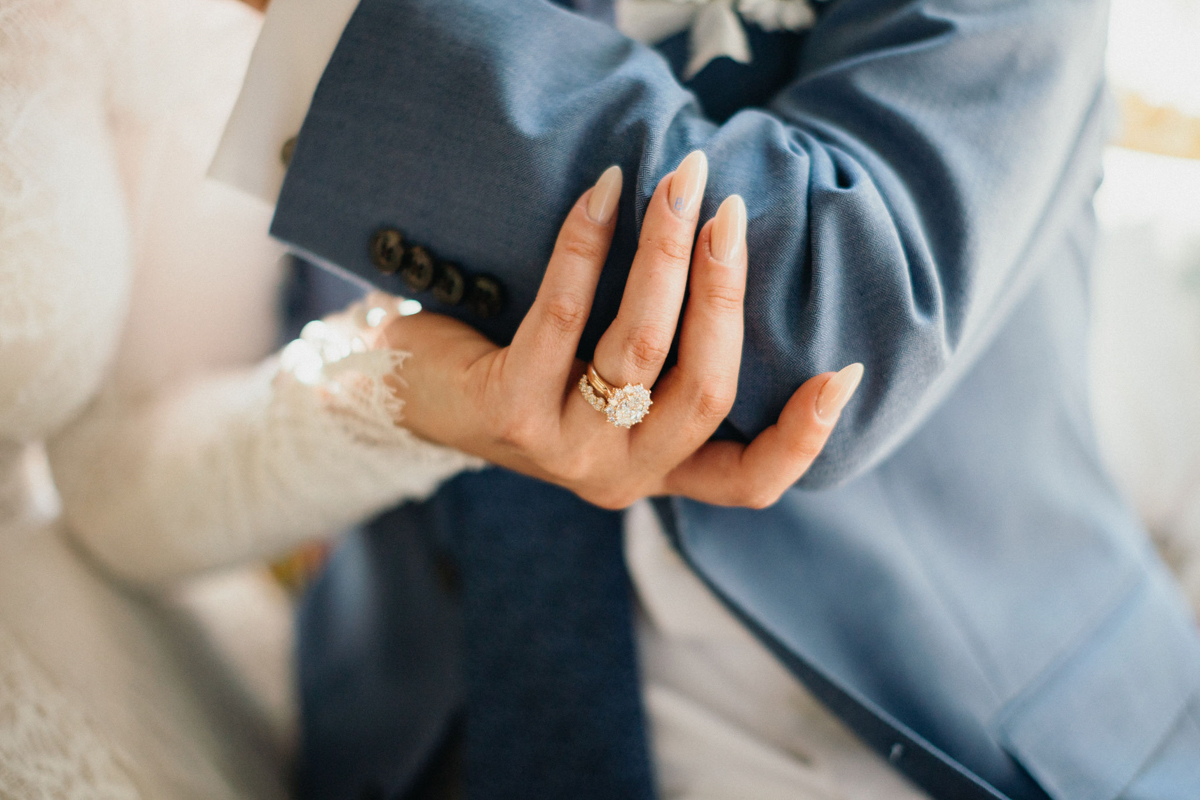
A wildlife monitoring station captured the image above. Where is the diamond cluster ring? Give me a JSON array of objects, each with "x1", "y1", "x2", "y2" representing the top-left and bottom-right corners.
[{"x1": 579, "y1": 363, "x2": 652, "y2": 428}]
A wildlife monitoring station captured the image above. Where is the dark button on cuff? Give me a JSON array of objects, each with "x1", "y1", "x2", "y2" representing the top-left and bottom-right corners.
[
  {"x1": 280, "y1": 135, "x2": 298, "y2": 167},
  {"x1": 466, "y1": 274, "x2": 505, "y2": 319},
  {"x1": 401, "y1": 245, "x2": 437, "y2": 292},
  {"x1": 369, "y1": 228, "x2": 406, "y2": 274},
  {"x1": 432, "y1": 261, "x2": 466, "y2": 305}
]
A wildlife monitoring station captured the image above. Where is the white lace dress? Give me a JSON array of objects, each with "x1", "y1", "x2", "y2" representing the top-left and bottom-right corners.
[{"x1": 0, "y1": 0, "x2": 478, "y2": 796}]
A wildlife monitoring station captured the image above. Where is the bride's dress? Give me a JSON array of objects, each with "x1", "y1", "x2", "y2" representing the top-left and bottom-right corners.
[{"x1": 0, "y1": 0, "x2": 476, "y2": 795}]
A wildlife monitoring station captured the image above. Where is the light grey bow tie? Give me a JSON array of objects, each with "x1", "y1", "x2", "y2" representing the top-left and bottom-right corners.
[{"x1": 618, "y1": 0, "x2": 816, "y2": 78}]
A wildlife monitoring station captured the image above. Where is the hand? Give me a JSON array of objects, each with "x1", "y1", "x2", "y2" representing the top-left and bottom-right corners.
[{"x1": 365, "y1": 151, "x2": 863, "y2": 510}]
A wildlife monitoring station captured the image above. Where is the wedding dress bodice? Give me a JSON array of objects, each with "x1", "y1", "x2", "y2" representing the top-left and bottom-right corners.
[{"x1": 0, "y1": 0, "x2": 478, "y2": 794}]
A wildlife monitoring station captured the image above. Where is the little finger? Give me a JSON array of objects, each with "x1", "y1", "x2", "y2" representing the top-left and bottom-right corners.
[{"x1": 656, "y1": 365, "x2": 864, "y2": 507}]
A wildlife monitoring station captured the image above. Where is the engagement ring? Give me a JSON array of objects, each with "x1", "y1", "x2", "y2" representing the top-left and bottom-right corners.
[{"x1": 579, "y1": 363, "x2": 652, "y2": 428}]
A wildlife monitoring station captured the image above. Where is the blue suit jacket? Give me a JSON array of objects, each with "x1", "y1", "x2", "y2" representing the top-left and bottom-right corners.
[{"x1": 273, "y1": 1, "x2": 1200, "y2": 798}]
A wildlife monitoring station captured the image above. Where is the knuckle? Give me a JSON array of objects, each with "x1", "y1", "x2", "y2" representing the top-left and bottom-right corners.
[
  {"x1": 698, "y1": 282, "x2": 743, "y2": 314},
  {"x1": 541, "y1": 293, "x2": 590, "y2": 335},
  {"x1": 561, "y1": 232, "x2": 607, "y2": 265},
  {"x1": 787, "y1": 433, "x2": 826, "y2": 465},
  {"x1": 623, "y1": 325, "x2": 672, "y2": 373},
  {"x1": 646, "y1": 232, "x2": 693, "y2": 264},
  {"x1": 493, "y1": 410, "x2": 538, "y2": 451},
  {"x1": 691, "y1": 379, "x2": 736, "y2": 421}
]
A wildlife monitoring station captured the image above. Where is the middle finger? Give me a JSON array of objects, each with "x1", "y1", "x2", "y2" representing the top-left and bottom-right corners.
[{"x1": 589, "y1": 150, "x2": 708, "y2": 392}]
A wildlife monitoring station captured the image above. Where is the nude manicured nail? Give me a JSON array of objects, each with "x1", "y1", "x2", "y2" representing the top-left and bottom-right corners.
[
  {"x1": 816, "y1": 363, "x2": 864, "y2": 421},
  {"x1": 668, "y1": 150, "x2": 708, "y2": 218},
  {"x1": 710, "y1": 195, "x2": 747, "y2": 263},
  {"x1": 586, "y1": 165, "x2": 623, "y2": 224}
]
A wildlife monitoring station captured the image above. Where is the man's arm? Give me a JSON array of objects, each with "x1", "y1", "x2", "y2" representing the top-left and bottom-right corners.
[{"x1": 272, "y1": 0, "x2": 1111, "y2": 487}]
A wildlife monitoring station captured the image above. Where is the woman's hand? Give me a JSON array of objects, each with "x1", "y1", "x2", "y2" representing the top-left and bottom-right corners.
[{"x1": 365, "y1": 151, "x2": 863, "y2": 510}]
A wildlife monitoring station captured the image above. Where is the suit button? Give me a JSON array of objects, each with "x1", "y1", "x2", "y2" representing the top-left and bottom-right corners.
[
  {"x1": 466, "y1": 274, "x2": 505, "y2": 319},
  {"x1": 432, "y1": 261, "x2": 466, "y2": 305},
  {"x1": 400, "y1": 245, "x2": 436, "y2": 292},
  {"x1": 369, "y1": 229, "x2": 406, "y2": 275}
]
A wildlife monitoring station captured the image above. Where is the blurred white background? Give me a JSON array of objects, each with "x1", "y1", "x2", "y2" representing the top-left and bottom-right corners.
[{"x1": 1091, "y1": 0, "x2": 1200, "y2": 607}]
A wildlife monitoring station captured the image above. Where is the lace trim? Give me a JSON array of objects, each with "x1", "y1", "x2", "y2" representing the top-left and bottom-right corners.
[
  {"x1": 0, "y1": 627, "x2": 142, "y2": 799},
  {"x1": 278, "y1": 304, "x2": 412, "y2": 449}
]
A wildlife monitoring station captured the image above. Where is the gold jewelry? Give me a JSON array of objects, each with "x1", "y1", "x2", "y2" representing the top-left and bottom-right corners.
[
  {"x1": 579, "y1": 363, "x2": 652, "y2": 428},
  {"x1": 587, "y1": 364, "x2": 615, "y2": 400}
]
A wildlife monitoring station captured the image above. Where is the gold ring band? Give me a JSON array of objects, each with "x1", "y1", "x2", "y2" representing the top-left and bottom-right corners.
[
  {"x1": 586, "y1": 363, "x2": 616, "y2": 400},
  {"x1": 578, "y1": 362, "x2": 652, "y2": 428}
]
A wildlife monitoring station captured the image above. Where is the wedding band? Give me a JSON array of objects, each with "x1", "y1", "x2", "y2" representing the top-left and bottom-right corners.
[
  {"x1": 579, "y1": 363, "x2": 652, "y2": 428},
  {"x1": 586, "y1": 364, "x2": 615, "y2": 401}
]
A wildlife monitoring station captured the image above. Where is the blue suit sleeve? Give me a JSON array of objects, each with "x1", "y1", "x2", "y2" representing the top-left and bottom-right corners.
[{"x1": 272, "y1": 0, "x2": 1112, "y2": 488}]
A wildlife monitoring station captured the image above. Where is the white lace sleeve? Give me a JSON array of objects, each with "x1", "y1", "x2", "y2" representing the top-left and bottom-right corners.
[
  {"x1": 0, "y1": 0, "x2": 132, "y2": 445},
  {"x1": 48, "y1": 312, "x2": 483, "y2": 586},
  {"x1": 1, "y1": 0, "x2": 478, "y2": 588}
]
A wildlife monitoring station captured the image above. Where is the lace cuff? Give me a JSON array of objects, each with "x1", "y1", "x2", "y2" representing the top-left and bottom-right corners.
[
  {"x1": 50, "y1": 298, "x2": 483, "y2": 586},
  {"x1": 276, "y1": 296, "x2": 470, "y2": 455},
  {"x1": 278, "y1": 315, "x2": 411, "y2": 448}
]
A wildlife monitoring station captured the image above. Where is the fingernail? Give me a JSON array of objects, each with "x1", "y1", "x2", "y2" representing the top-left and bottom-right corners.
[
  {"x1": 710, "y1": 195, "x2": 746, "y2": 263},
  {"x1": 586, "y1": 165, "x2": 623, "y2": 224},
  {"x1": 668, "y1": 150, "x2": 708, "y2": 218},
  {"x1": 816, "y1": 363, "x2": 864, "y2": 421}
]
